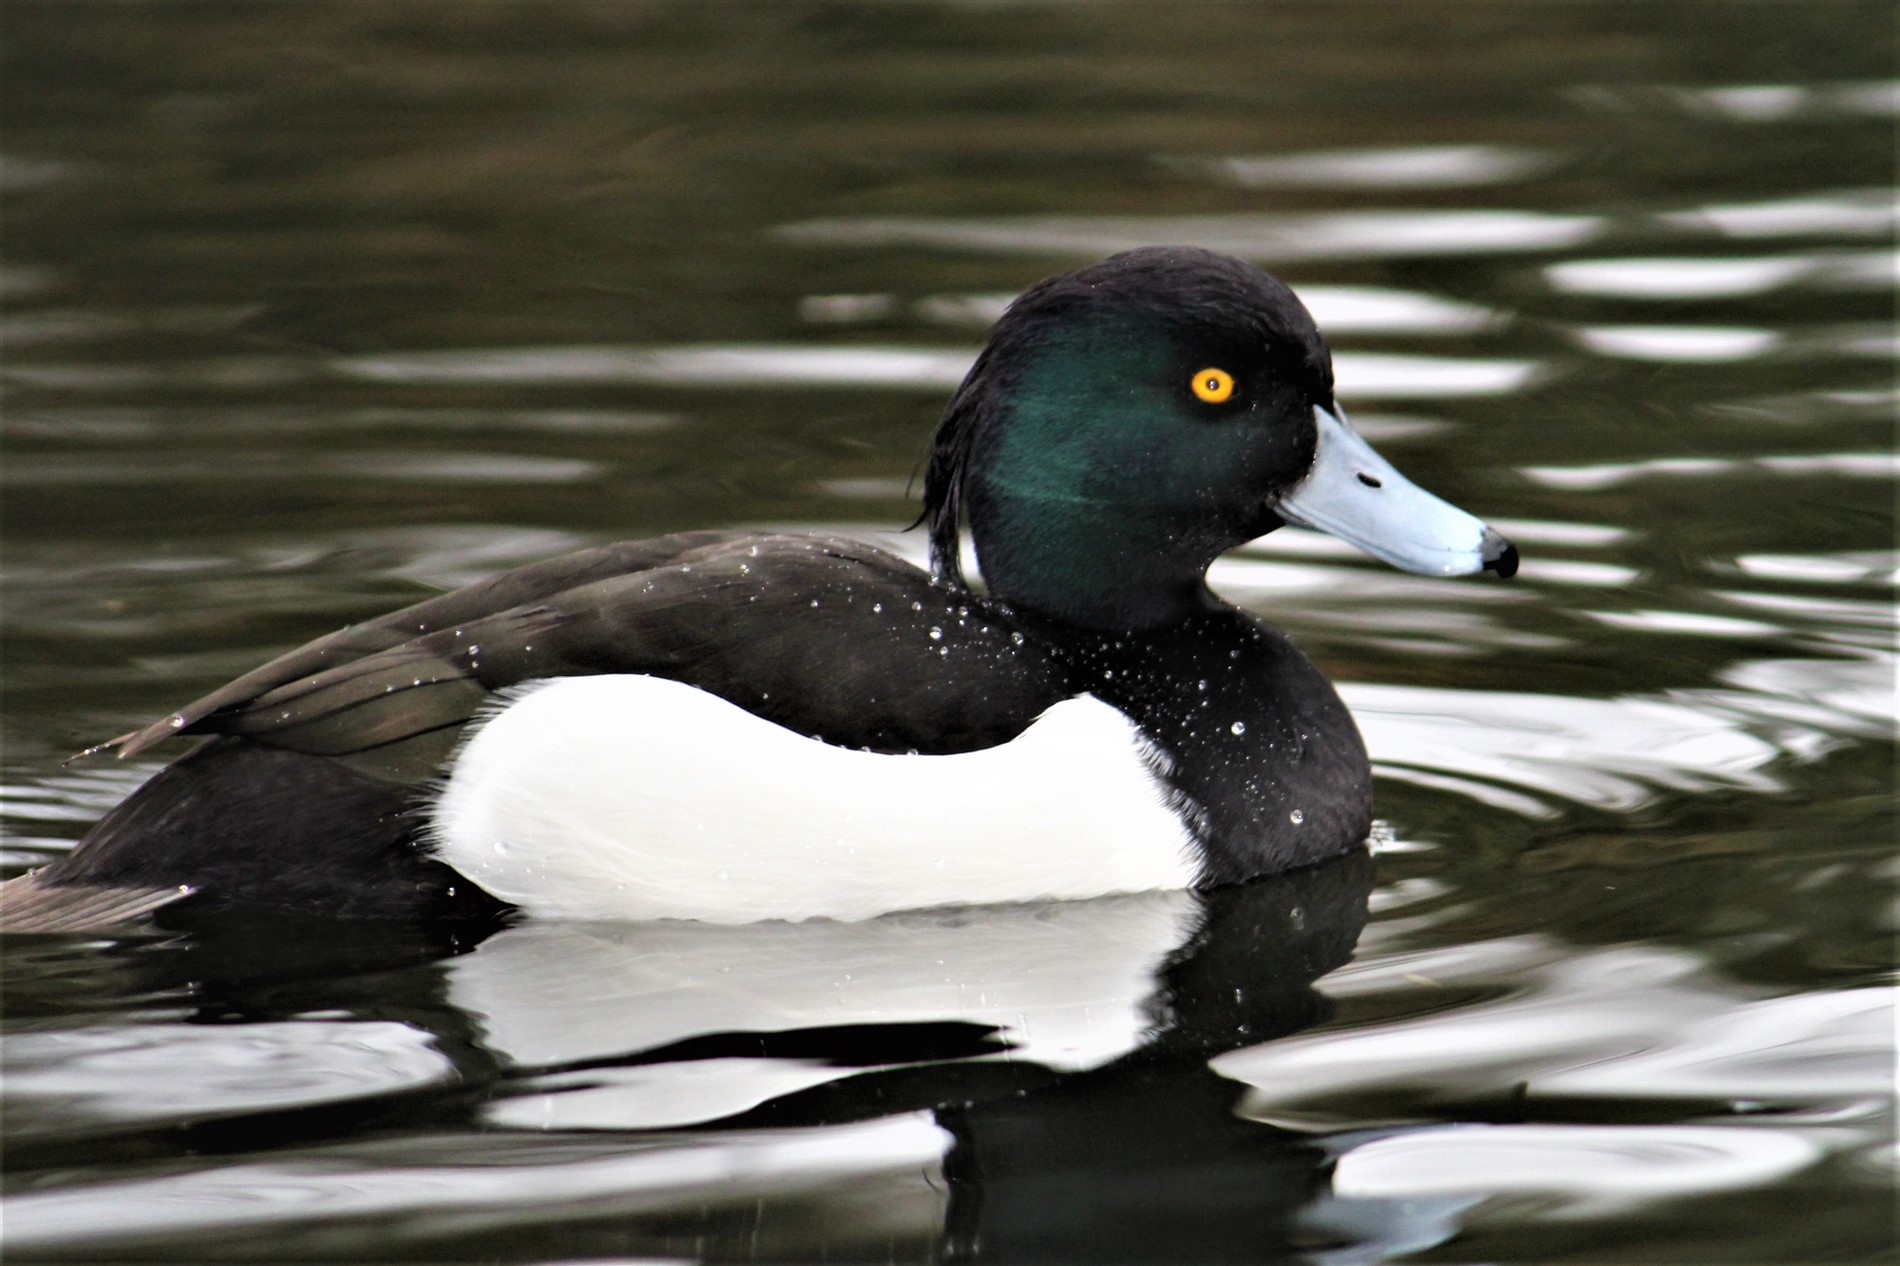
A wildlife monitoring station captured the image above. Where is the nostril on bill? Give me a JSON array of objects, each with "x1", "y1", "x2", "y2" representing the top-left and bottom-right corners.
[{"x1": 1356, "y1": 472, "x2": 1382, "y2": 488}]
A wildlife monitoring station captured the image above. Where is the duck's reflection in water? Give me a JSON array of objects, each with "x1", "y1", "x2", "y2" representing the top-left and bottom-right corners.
[
  {"x1": 446, "y1": 846, "x2": 1375, "y2": 1259},
  {"x1": 7, "y1": 850, "x2": 1377, "y2": 1258}
]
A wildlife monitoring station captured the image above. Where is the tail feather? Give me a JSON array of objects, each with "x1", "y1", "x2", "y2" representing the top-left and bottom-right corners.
[{"x1": 0, "y1": 871, "x2": 192, "y2": 934}]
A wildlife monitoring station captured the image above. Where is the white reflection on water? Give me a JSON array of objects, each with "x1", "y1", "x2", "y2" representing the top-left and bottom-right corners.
[
  {"x1": 335, "y1": 344, "x2": 980, "y2": 390},
  {"x1": 775, "y1": 210, "x2": 1603, "y2": 262},
  {"x1": 1348, "y1": 685, "x2": 1778, "y2": 815},
  {"x1": 1661, "y1": 189, "x2": 1898, "y2": 239},
  {"x1": 0, "y1": 1114, "x2": 949, "y2": 1252},
  {"x1": 1485, "y1": 518, "x2": 1632, "y2": 547},
  {"x1": 1670, "y1": 81, "x2": 1900, "y2": 122},
  {"x1": 449, "y1": 892, "x2": 1197, "y2": 1127},
  {"x1": 1218, "y1": 934, "x2": 1892, "y2": 1127},
  {"x1": 1732, "y1": 551, "x2": 1892, "y2": 585},
  {"x1": 1307, "y1": 412, "x2": 1450, "y2": 442},
  {"x1": 1728, "y1": 551, "x2": 1899, "y2": 586},
  {"x1": 2, "y1": 1022, "x2": 452, "y2": 1136},
  {"x1": 797, "y1": 292, "x2": 898, "y2": 324},
  {"x1": 1536, "y1": 988, "x2": 1896, "y2": 1102},
  {"x1": 816, "y1": 476, "x2": 913, "y2": 501},
  {"x1": 910, "y1": 292, "x2": 1011, "y2": 326},
  {"x1": 1703, "y1": 656, "x2": 1895, "y2": 749},
  {"x1": 1582, "y1": 609, "x2": 1783, "y2": 639},
  {"x1": 1522, "y1": 451, "x2": 1898, "y2": 490},
  {"x1": 1331, "y1": 1124, "x2": 1820, "y2": 1216},
  {"x1": 1719, "y1": 590, "x2": 1899, "y2": 656},
  {"x1": 1546, "y1": 252, "x2": 1895, "y2": 299},
  {"x1": 311, "y1": 452, "x2": 602, "y2": 484},
  {"x1": 1190, "y1": 145, "x2": 1554, "y2": 190},
  {"x1": 1521, "y1": 559, "x2": 1642, "y2": 587},
  {"x1": 1572, "y1": 324, "x2": 1780, "y2": 363},
  {"x1": 1571, "y1": 81, "x2": 1900, "y2": 121},
  {"x1": 1680, "y1": 84, "x2": 1828, "y2": 122},
  {"x1": 1332, "y1": 352, "x2": 1540, "y2": 398},
  {"x1": 910, "y1": 285, "x2": 1502, "y2": 336},
  {"x1": 0, "y1": 764, "x2": 158, "y2": 827},
  {"x1": 1345, "y1": 652, "x2": 1890, "y2": 815},
  {"x1": 1725, "y1": 577, "x2": 1900, "y2": 627},
  {"x1": 1755, "y1": 452, "x2": 1900, "y2": 478},
  {"x1": 1301, "y1": 287, "x2": 1502, "y2": 335}
]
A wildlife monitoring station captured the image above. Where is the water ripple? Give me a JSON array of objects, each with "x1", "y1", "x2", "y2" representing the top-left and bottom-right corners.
[
  {"x1": 0, "y1": 1115, "x2": 949, "y2": 1252},
  {"x1": 1218, "y1": 935, "x2": 1891, "y2": 1128},
  {"x1": 3, "y1": 1021, "x2": 452, "y2": 1136},
  {"x1": 1346, "y1": 651, "x2": 1889, "y2": 816},
  {"x1": 1331, "y1": 1123, "x2": 1820, "y2": 1214},
  {"x1": 335, "y1": 344, "x2": 979, "y2": 390},
  {"x1": 1582, "y1": 609, "x2": 1785, "y2": 639},
  {"x1": 1546, "y1": 251, "x2": 1896, "y2": 300},
  {"x1": 1726, "y1": 551, "x2": 1898, "y2": 586},
  {"x1": 1349, "y1": 684, "x2": 1780, "y2": 815},
  {"x1": 1184, "y1": 144, "x2": 1556, "y2": 190},
  {"x1": 1333, "y1": 352, "x2": 1542, "y2": 398},
  {"x1": 1572, "y1": 324, "x2": 1780, "y2": 363},
  {"x1": 1669, "y1": 81, "x2": 1900, "y2": 122},
  {"x1": 775, "y1": 210, "x2": 1604, "y2": 262},
  {"x1": 1660, "y1": 189, "x2": 1897, "y2": 239},
  {"x1": 905, "y1": 285, "x2": 1503, "y2": 336},
  {"x1": 1522, "y1": 451, "x2": 1897, "y2": 491},
  {"x1": 1, "y1": 450, "x2": 603, "y2": 487}
]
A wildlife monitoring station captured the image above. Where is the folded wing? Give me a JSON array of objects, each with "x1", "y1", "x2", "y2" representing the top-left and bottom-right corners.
[{"x1": 98, "y1": 532, "x2": 1072, "y2": 783}]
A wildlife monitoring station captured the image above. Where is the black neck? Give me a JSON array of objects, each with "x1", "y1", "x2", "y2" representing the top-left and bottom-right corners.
[
  {"x1": 1022, "y1": 606, "x2": 1373, "y2": 882},
  {"x1": 973, "y1": 512, "x2": 1227, "y2": 630}
]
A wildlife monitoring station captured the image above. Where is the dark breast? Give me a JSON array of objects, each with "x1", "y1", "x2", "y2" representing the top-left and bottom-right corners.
[{"x1": 1044, "y1": 609, "x2": 1373, "y2": 883}]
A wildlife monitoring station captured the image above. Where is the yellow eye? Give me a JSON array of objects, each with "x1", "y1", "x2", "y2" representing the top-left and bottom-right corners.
[{"x1": 1191, "y1": 367, "x2": 1235, "y2": 403}]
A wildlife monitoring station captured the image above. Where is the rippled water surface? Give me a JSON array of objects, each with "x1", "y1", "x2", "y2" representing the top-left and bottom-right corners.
[{"x1": 2, "y1": 5, "x2": 1894, "y2": 1262}]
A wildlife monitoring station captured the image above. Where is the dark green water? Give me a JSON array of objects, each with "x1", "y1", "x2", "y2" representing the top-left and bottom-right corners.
[{"x1": 2, "y1": 3, "x2": 1893, "y2": 1261}]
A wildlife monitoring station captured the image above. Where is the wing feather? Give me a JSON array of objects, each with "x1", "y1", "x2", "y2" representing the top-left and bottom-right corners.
[
  {"x1": 91, "y1": 533, "x2": 1072, "y2": 779},
  {"x1": 103, "y1": 531, "x2": 753, "y2": 758}
]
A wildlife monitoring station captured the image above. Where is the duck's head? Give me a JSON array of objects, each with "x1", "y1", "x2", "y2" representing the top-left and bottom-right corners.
[{"x1": 924, "y1": 247, "x2": 1518, "y2": 629}]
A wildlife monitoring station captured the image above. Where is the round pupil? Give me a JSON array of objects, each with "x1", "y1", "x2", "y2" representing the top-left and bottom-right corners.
[{"x1": 1192, "y1": 369, "x2": 1232, "y2": 401}]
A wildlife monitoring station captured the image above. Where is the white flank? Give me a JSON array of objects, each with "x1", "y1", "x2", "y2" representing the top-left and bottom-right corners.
[{"x1": 429, "y1": 675, "x2": 1195, "y2": 922}]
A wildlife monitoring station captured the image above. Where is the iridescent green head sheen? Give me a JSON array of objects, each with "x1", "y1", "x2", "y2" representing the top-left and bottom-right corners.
[{"x1": 924, "y1": 247, "x2": 1514, "y2": 629}]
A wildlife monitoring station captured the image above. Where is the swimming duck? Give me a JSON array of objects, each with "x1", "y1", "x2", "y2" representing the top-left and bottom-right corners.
[{"x1": 1, "y1": 247, "x2": 1515, "y2": 931}]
